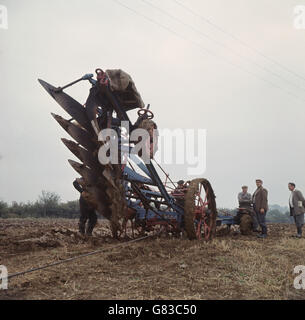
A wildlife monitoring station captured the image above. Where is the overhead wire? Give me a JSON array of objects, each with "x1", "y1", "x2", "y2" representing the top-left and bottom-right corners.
[
  {"x1": 112, "y1": 0, "x2": 305, "y2": 103},
  {"x1": 141, "y1": 0, "x2": 305, "y2": 92},
  {"x1": 172, "y1": 0, "x2": 305, "y2": 83}
]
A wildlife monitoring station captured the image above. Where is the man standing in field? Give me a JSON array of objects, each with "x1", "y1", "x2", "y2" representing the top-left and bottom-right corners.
[
  {"x1": 73, "y1": 178, "x2": 98, "y2": 236},
  {"x1": 288, "y1": 182, "x2": 305, "y2": 238},
  {"x1": 252, "y1": 179, "x2": 268, "y2": 238}
]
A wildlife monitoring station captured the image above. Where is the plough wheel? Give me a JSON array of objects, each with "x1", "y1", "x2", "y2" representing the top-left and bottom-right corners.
[{"x1": 184, "y1": 178, "x2": 217, "y2": 241}]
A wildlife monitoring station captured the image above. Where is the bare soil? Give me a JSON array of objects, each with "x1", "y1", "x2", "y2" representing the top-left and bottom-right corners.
[{"x1": 0, "y1": 218, "x2": 305, "y2": 300}]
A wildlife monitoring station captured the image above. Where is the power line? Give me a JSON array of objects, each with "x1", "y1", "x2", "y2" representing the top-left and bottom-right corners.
[
  {"x1": 141, "y1": 0, "x2": 305, "y2": 92},
  {"x1": 112, "y1": 0, "x2": 305, "y2": 104},
  {"x1": 173, "y1": 0, "x2": 305, "y2": 83}
]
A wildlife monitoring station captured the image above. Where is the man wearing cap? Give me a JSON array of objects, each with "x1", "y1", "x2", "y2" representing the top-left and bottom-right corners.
[
  {"x1": 252, "y1": 179, "x2": 268, "y2": 238},
  {"x1": 238, "y1": 186, "x2": 252, "y2": 208},
  {"x1": 177, "y1": 180, "x2": 185, "y2": 189},
  {"x1": 288, "y1": 182, "x2": 305, "y2": 238},
  {"x1": 238, "y1": 185, "x2": 259, "y2": 232}
]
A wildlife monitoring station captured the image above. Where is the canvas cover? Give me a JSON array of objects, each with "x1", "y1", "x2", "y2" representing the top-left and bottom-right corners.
[{"x1": 105, "y1": 69, "x2": 145, "y2": 109}]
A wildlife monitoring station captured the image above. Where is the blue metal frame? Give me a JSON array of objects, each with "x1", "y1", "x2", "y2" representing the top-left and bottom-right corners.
[{"x1": 39, "y1": 73, "x2": 237, "y2": 232}]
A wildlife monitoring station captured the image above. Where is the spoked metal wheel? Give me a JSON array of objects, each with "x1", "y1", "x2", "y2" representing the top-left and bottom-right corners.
[{"x1": 184, "y1": 178, "x2": 217, "y2": 241}]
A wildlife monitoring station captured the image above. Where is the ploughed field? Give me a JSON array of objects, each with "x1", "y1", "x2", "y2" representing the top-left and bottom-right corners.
[{"x1": 0, "y1": 218, "x2": 305, "y2": 300}]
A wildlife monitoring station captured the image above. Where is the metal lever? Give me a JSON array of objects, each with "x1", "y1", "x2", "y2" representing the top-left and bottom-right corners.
[{"x1": 53, "y1": 73, "x2": 96, "y2": 92}]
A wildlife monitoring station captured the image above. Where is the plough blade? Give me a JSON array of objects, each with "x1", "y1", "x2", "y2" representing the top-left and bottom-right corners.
[
  {"x1": 61, "y1": 138, "x2": 83, "y2": 162},
  {"x1": 68, "y1": 160, "x2": 97, "y2": 184},
  {"x1": 65, "y1": 142, "x2": 120, "y2": 191},
  {"x1": 68, "y1": 159, "x2": 112, "y2": 220},
  {"x1": 61, "y1": 138, "x2": 101, "y2": 170},
  {"x1": 38, "y1": 79, "x2": 93, "y2": 133},
  {"x1": 68, "y1": 159, "x2": 111, "y2": 191},
  {"x1": 51, "y1": 113, "x2": 96, "y2": 152}
]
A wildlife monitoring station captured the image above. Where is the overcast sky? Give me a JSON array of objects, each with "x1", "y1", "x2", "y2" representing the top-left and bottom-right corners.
[{"x1": 1, "y1": 0, "x2": 305, "y2": 208}]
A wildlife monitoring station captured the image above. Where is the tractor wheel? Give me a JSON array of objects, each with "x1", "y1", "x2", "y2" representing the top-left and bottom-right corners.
[
  {"x1": 240, "y1": 214, "x2": 253, "y2": 235},
  {"x1": 184, "y1": 178, "x2": 217, "y2": 241}
]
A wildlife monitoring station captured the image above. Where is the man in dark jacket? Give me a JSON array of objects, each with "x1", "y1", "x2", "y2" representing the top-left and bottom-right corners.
[
  {"x1": 288, "y1": 182, "x2": 305, "y2": 238},
  {"x1": 252, "y1": 179, "x2": 268, "y2": 238},
  {"x1": 73, "y1": 178, "x2": 97, "y2": 236}
]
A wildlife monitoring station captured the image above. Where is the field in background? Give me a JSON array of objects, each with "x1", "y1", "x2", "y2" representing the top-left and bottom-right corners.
[{"x1": 0, "y1": 218, "x2": 305, "y2": 300}]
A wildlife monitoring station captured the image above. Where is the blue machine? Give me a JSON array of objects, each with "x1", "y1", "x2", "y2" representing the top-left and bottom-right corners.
[{"x1": 39, "y1": 70, "x2": 222, "y2": 240}]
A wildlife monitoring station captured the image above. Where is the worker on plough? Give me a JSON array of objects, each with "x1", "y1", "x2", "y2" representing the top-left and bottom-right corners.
[
  {"x1": 172, "y1": 180, "x2": 188, "y2": 207},
  {"x1": 73, "y1": 178, "x2": 98, "y2": 236}
]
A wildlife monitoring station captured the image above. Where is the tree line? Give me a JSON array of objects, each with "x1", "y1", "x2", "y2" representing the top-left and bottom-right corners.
[
  {"x1": 0, "y1": 191, "x2": 293, "y2": 223},
  {"x1": 0, "y1": 191, "x2": 79, "y2": 219}
]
